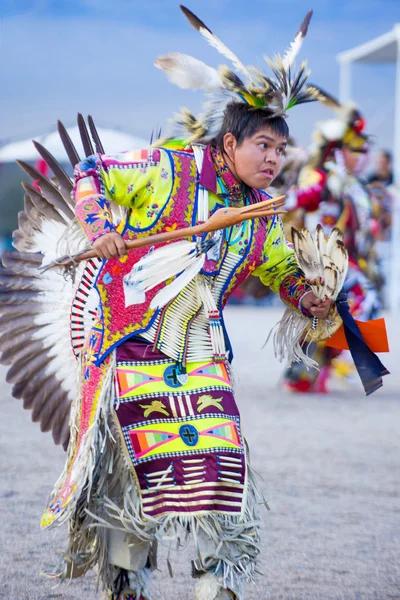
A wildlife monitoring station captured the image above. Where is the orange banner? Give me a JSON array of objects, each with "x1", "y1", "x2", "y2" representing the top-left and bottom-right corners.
[{"x1": 325, "y1": 318, "x2": 389, "y2": 353}]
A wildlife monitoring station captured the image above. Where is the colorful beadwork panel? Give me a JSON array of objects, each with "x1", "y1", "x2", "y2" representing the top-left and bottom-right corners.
[{"x1": 114, "y1": 340, "x2": 246, "y2": 517}]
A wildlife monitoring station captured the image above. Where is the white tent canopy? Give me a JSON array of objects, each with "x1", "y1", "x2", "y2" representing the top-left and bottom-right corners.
[
  {"x1": 337, "y1": 24, "x2": 400, "y2": 310},
  {"x1": 0, "y1": 126, "x2": 149, "y2": 163},
  {"x1": 337, "y1": 23, "x2": 400, "y2": 182}
]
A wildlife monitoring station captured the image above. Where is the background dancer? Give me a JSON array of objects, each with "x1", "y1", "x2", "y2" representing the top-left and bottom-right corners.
[{"x1": 282, "y1": 100, "x2": 381, "y2": 393}]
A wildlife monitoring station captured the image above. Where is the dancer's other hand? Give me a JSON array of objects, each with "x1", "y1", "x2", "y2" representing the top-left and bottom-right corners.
[{"x1": 302, "y1": 292, "x2": 332, "y2": 319}]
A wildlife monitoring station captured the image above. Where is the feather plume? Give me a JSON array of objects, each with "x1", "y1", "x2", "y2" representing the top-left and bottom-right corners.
[
  {"x1": 2, "y1": 250, "x2": 42, "y2": 271},
  {"x1": 198, "y1": 90, "x2": 237, "y2": 139},
  {"x1": 12, "y1": 373, "x2": 48, "y2": 404},
  {"x1": 180, "y1": 5, "x2": 251, "y2": 80},
  {"x1": 169, "y1": 108, "x2": 208, "y2": 144},
  {"x1": 263, "y1": 10, "x2": 313, "y2": 112},
  {"x1": 158, "y1": 7, "x2": 321, "y2": 142},
  {"x1": 132, "y1": 251, "x2": 198, "y2": 292},
  {"x1": 305, "y1": 84, "x2": 342, "y2": 111},
  {"x1": 266, "y1": 58, "x2": 312, "y2": 112},
  {"x1": 247, "y1": 67, "x2": 274, "y2": 94},
  {"x1": 217, "y1": 65, "x2": 262, "y2": 105},
  {"x1": 155, "y1": 52, "x2": 222, "y2": 92},
  {"x1": 282, "y1": 10, "x2": 313, "y2": 71},
  {"x1": 218, "y1": 66, "x2": 246, "y2": 93},
  {"x1": 39, "y1": 391, "x2": 70, "y2": 434}
]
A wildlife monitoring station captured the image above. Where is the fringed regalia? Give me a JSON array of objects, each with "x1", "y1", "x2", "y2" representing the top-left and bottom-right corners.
[
  {"x1": 0, "y1": 5, "x2": 388, "y2": 600},
  {"x1": 40, "y1": 141, "x2": 316, "y2": 599}
]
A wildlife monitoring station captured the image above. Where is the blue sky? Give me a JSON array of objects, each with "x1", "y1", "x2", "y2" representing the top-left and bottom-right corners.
[{"x1": 0, "y1": 0, "x2": 398, "y2": 151}]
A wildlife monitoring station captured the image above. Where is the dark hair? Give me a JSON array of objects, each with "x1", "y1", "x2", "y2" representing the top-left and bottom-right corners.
[{"x1": 212, "y1": 102, "x2": 289, "y2": 151}]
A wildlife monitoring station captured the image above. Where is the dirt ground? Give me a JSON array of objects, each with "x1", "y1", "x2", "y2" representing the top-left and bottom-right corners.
[{"x1": 1, "y1": 307, "x2": 399, "y2": 600}]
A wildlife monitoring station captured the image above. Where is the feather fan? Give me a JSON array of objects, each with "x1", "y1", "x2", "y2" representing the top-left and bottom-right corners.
[
  {"x1": 292, "y1": 225, "x2": 348, "y2": 302},
  {"x1": 0, "y1": 115, "x2": 110, "y2": 446},
  {"x1": 270, "y1": 224, "x2": 348, "y2": 370}
]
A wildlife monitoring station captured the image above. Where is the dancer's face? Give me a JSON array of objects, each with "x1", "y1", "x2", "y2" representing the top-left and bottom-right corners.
[
  {"x1": 223, "y1": 127, "x2": 287, "y2": 189},
  {"x1": 342, "y1": 145, "x2": 369, "y2": 174}
]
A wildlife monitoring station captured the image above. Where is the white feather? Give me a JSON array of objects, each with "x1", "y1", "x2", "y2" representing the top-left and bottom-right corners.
[
  {"x1": 326, "y1": 227, "x2": 344, "y2": 258},
  {"x1": 292, "y1": 228, "x2": 323, "y2": 282},
  {"x1": 198, "y1": 27, "x2": 251, "y2": 80},
  {"x1": 125, "y1": 241, "x2": 198, "y2": 291},
  {"x1": 315, "y1": 224, "x2": 327, "y2": 258},
  {"x1": 322, "y1": 255, "x2": 338, "y2": 300},
  {"x1": 155, "y1": 52, "x2": 222, "y2": 92},
  {"x1": 123, "y1": 240, "x2": 206, "y2": 307},
  {"x1": 328, "y1": 243, "x2": 348, "y2": 299},
  {"x1": 150, "y1": 258, "x2": 205, "y2": 309},
  {"x1": 134, "y1": 253, "x2": 197, "y2": 292},
  {"x1": 282, "y1": 33, "x2": 303, "y2": 71},
  {"x1": 281, "y1": 10, "x2": 312, "y2": 71},
  {"x1": 136, "y1": 241, "x2": 196, "y2": 266}
]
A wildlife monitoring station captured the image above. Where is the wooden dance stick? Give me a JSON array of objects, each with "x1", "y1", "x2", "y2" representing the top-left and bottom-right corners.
[{"x1": 45, "y1": 195, "x2": 286, "y2": 269}]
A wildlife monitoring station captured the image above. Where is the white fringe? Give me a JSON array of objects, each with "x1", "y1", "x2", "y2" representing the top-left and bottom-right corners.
[
  {"x1": 46, "y1": 350, "x2": 263, "y2": 593},
  {"x1": 44, "y1": 352, "x2": 117, "y2": 530},
  {"x1": 266, "y1": 307, "x2": 319, "y2": 371}
]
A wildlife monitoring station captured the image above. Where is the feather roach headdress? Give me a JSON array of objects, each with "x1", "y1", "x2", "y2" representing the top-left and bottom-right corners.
[{"x1": 154, "y1": 5, "x2": 329, "y2": 145}]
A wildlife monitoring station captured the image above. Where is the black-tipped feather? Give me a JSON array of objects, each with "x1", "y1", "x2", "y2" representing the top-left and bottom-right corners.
[
  {"x1": 55, "y1": 401, "x2": 72, "y2": 447},
  {"x1": 6, "y1": 349, "x2": 53, "y2": 385},
  {"x1": 299, "y1": 9, "x2": 313, "y2": 37},
  {"x1": 180, "y1": 5, "x2": 211, "y2": 33},
  {"x1": 15, "y1": 372, "x2": 54, "y2": 406},
  {"x1": 16, "y1": 160, "x2": 74, "y2": 219},
  {"x1": 22, "y1": 182, "x2": 68, "y2": 225},
  {"x1": 57, "y1": 120, "x2": 81, "y2": 167},
  {"x1": 2, "y1": 250, "x2": 42, "y2": 272},
  {"x1": 306, "y1": 84, "x2": 342, "y2": 110},
  {"x1": 87, "y1": 115, "x2": 105, "y2": 154},
  {"x1": 77, "y1": 113, "x2": 95, "y2": 157},
  {"x1": 32, "y1": 141, "x2": 73, "y2": 200}
]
